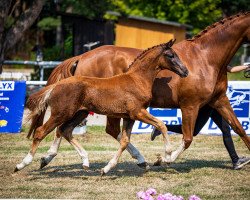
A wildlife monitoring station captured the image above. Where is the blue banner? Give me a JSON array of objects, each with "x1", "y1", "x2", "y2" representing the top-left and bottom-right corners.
[
  {"x1": 132, "y1": 81, "x2": 250, "y2": 135},
  {"x1": 0, "y1": 81, "x2": 26, "y2": 133}
]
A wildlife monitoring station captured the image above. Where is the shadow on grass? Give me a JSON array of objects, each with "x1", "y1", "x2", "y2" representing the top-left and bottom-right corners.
[
  {"x1": 29, "y1": 161, "x2": 147, "y2": 180},
  {"x1": 28, "y1": 159, "x2": 231, "y2": 180},
  {"x1": 151, "y1": 159, "x2": 231, "y2": 173}
]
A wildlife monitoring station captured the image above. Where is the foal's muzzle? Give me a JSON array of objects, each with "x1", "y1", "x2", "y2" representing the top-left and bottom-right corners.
[{"x1": 176, "y1": 65, "x2": 189, "y2": 78}]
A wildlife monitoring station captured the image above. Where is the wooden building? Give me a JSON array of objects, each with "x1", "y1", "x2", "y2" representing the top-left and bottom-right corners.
[
  {"x1": 61, "y1": 13, "x2": 114, "y2": 55},
  {"x1": 115, "y1": 15, "x2": 192, "y2": 49}
]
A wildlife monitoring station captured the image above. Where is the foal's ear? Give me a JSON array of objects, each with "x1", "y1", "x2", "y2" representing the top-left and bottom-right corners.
[{"x1": 167, "y1": 39, "x2": 176, "y2": 47}]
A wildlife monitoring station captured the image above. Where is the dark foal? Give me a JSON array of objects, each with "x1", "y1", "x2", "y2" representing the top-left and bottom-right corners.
[{"x1": 15, "y1": 40, "x2": 188, "y2": 174}]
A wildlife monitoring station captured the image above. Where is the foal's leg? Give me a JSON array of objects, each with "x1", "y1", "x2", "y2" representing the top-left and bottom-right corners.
[
  {"x1": 211, "y1": 95, "x2": 250, "y2": 150},
  {"x1": 134, "y1": 109, "x2": 172, "y2": 163},
  {"x1": 101, "y1": 118, "x2": 135, "y2": 175},
  {"x1": 57, "y1": 110, "x2": 90, "y2": 170},
  {"x1": 106, "y1": 117, "x2": 148, "y2": 169},
  {"x1": 41, "y1": 112, "x2": 89, "y2": 169},
  {"x1": 40, "y1": 133, "x2": 62, "y2": 169},
  {"x1": 14, "y1": 117, "x2": 61, "y2": 172}
]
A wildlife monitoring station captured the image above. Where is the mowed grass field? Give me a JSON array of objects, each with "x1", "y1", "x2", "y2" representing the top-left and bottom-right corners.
[{"x1": 0, "y1": 126, "x2": 249, "y2": 200}]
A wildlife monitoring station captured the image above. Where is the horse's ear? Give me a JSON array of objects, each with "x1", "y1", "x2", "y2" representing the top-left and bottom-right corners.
[{"x1": 168, "y1": 39, "x2": 176, "y2": 47}]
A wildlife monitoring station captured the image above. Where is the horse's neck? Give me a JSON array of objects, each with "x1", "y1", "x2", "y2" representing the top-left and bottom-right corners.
[
  {"x1": 127, "y1": 50, "x2": 161, "y2": 86},
  {"x1": 182, "y1": 15, "x2": 249, "y2": 71}
]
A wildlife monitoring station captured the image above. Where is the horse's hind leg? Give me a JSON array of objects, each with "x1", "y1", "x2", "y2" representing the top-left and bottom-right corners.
[
  {"x1": 14, "y1": 117, "x2": 60, "y2": 172},
  {"x1": 40, "y1": 133, "x2": 62, "y2": 169},
  {"x1": 106, "y1": 117, "x2": 148, "y2": 169},
  {"x1": 211, "y1": 95, "x2": 250, "y2": 150},
  {"x1": 102, "y1": 118, "x2": 134, "y2": 175},
  {"x1": 57, "y1": 110, "x2": 90, "y2": 170}
]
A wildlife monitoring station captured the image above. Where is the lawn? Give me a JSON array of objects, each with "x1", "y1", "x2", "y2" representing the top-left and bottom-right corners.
[{"x1": 0, "y1": 126, "x2": 249, "y2": 199}]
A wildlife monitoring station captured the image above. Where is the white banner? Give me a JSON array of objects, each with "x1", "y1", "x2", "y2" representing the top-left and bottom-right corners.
[{"x1": 132, "y1": 81, "x2": 250, "y2": 135}]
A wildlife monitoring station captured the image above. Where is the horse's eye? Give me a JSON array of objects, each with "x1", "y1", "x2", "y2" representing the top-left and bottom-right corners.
[{"x1": 165, "y1": 53, "x2": 174, "y2": 59}]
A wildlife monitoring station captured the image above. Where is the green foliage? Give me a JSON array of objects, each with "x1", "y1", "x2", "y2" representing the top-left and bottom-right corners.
[
  {"x1": 37, "y1": 17, "x2": 61, "y2": 31},
  {"x1": 60, "y1": 0, "x2": 113, "y2": 19},
  {"x1": 110, "y1": 0, "x2": 222, "y2": 34},
  {"x1": 64, "y1": 35, "x2": 73, "y2": 59},
  {"x1": 220, "y1": 0, "x2": 250, "y2": 16}
]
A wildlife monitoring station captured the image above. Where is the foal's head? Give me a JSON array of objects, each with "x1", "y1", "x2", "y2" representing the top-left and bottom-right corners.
[{"x1": 159, "y1": 39, "x2": 188, "y2": 78}]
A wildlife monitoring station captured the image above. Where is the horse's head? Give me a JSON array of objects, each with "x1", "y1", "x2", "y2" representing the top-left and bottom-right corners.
[{"x1": 159, "y1": 39, "x2": 188, "y2": 78}]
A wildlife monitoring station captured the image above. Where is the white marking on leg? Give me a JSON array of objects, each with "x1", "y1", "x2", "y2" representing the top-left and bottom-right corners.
[
  {"x1": 16, "y1": 152, "x2": 33, "y2": 170},
  {"x1": 70, "y1": 138, "x2": 89, "y2": 168},
  {"x1": 43, "y1": 135, "x2": 62, "y2": 164},
  {"x1": 170, "y1": 140, "x2": 185, "y2": 162},
  {"x1": 117, "y1": 132, "x2": 146, "y2": 164},
  {"x1": 103, "y1": 152, "x2": 120, "y2": 174}
]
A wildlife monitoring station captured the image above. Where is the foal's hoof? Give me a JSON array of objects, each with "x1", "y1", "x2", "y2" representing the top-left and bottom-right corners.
[
  {"x1": 153, "y1": 155, "x2": 162, "y2": 166},
  {"x1": 83, "y1": 165, "x2": 90, "y2": 171},
  {"x1": 137, "y1": 162, "x2": 150, "y2": 171},
  {"x1": 14, "y1": 167, "x2": 19, "y2": 173},
  {"x1": 40, "y1": 157, "x2": 48, "y2": 169},
  {"x1": 100, "y1": 169, "x2": 106, "y2": 177}
]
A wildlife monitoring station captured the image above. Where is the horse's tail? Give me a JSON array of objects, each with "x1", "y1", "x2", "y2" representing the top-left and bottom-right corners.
[
  {"x1": 27, "y1": 55, "x2": 81, "y2": 139},
  {"x1": 26, "y1": 84, "x2": 56, "y2": 139},
  {"x1": 47, "y1": 55, "x2": 81, "y2": 85}
]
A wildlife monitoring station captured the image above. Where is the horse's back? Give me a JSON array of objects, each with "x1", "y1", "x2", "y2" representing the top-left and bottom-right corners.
[{"x1": 75, "y1": 45, "x2": 142, "y2": 78}]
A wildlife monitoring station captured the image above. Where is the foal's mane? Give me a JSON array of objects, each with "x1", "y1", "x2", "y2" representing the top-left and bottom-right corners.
[
  {"x1": 188, "y1": 11, "x2": 250, "y2": 41},
  {"x1": 128, "y1": 42, "x2": 169, "y2": 69}
]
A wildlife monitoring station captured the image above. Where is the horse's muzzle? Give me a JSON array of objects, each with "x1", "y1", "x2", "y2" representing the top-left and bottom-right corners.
[{"x1": 179, "y1": 68, "x2": 189, "y2": 78}]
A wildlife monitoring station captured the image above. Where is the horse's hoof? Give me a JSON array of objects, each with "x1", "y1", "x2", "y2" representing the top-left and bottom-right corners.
[
  {"x1": 40, "y1": 157, "x2": 48, "y2": 169},
  {"x1": 153, "y1": 160, "x2": 162, "y2": 166},
  {"x1": 83, "y1": 165, "x2": 90, "y2": 171},
  {"x1": 153, "y1": 154, "x2": 162, "y2": 166},
  {"x1": 100, "y1": 169, "x2": 106, "y2": 177},
  {"x1": 14, "y1": 167, "x2": 19, "y2": 173},
  {"x1": 137, "y1": 162, "x2": 150, "y2": 171}
]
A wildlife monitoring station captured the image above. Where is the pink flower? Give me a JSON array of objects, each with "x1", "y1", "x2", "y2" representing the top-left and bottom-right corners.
[
  {"x1": 144, "y1": 195, "x2": 155, "y2": 200},
  {"x1": 189, "y1": 195, "x2": 201, "y2": 200},
  {"x1": 156, "y1": 193, "x2": 184, "y2": 200},
  {"x1": 146, "y1": 188, "x2": 157, "y2": 196},
  {"x1": 137, "y1": 191, "x2": 147, "y2": 199},
  {"x1": 137, "y1": 190, "x2": 155, "y2": 200},
  {"x1": 157, "y1": 194, "x2": 166, "y2": 200}
]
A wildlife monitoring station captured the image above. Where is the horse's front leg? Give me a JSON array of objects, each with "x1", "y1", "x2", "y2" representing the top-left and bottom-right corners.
[
  {"x1": 106, "y1": 117, "x2": 148, "y2": 169},
  {"x1": 210, "y1": 95, "x2": 250, "y2": 150},
  {"x1": 134, "y1": 109, "x2": 172, "y2": 163},
  {"x1": 101, "y1": 118, "x2": 134, "y2": 175},
  {"x1": 167, "y1": 105, "x2": 200, "y2": 163}
]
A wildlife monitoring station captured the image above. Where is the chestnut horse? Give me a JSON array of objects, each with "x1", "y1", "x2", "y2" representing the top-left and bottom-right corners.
[
  {"x1": 15, "y1": 40, "x2": 188, "y2": 174},
  {"x1": 30, "y1": 12, "x2": 250, "y2": 169}
]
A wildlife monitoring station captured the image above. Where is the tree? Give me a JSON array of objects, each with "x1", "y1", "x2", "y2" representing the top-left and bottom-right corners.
[
  {"x1": 0, "y1": 0, "x2": 45, "y2": 73},
  {"x1": 220, "y1": 0, "x2": 250, "y2": 17}
]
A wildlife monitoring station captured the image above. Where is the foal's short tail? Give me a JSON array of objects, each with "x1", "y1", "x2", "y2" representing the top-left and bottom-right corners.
[
  {"x1": 26, "y1": 85, "x2": 55, "y2": 139},
  {"x1": 27, "y1": 55, "x2": 81, "y2": 139}
]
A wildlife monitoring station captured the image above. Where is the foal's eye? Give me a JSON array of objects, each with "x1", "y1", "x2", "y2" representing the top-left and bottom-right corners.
[{"x1": 165, "y1": 52, "x2": 174, "y2": 59}]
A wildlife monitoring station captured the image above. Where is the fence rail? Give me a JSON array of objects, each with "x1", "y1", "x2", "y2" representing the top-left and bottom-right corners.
[
  {"x1": 3, "y1": 60, "x2": 62, "y2": 81},
  {"x1": 2, "y1": 60, "x2": 250, "y2": 83}
]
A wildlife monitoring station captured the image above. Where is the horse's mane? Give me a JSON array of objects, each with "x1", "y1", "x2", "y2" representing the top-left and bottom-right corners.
[
  {"x1": 128, "y1": 42, "x2": 169, "y2": 69},
  {"x1": 188, "y1": 11, "x2": 250, "y2": 41}
]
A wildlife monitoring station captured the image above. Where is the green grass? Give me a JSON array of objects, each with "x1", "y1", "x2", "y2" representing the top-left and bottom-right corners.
[
  {"x1": 228, "y1": 71, "x2": 250, "y2": 81},
  {"x1": 0, "y1": 126, "x2": 249, "y2": 199}
]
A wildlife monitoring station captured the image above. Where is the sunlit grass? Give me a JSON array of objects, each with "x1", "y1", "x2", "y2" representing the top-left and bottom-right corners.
[{"x1": 0, "y1": 126, "x2": 249, "y2": 200}]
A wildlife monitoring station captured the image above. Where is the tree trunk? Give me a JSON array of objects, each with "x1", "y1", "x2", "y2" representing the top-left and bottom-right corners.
[
  {"x1": 0, "y1": 0, "x2": 13, "y2": 73},
  {"x1": 0, "y1": 0, "x2": 45, "y2": 73}
]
